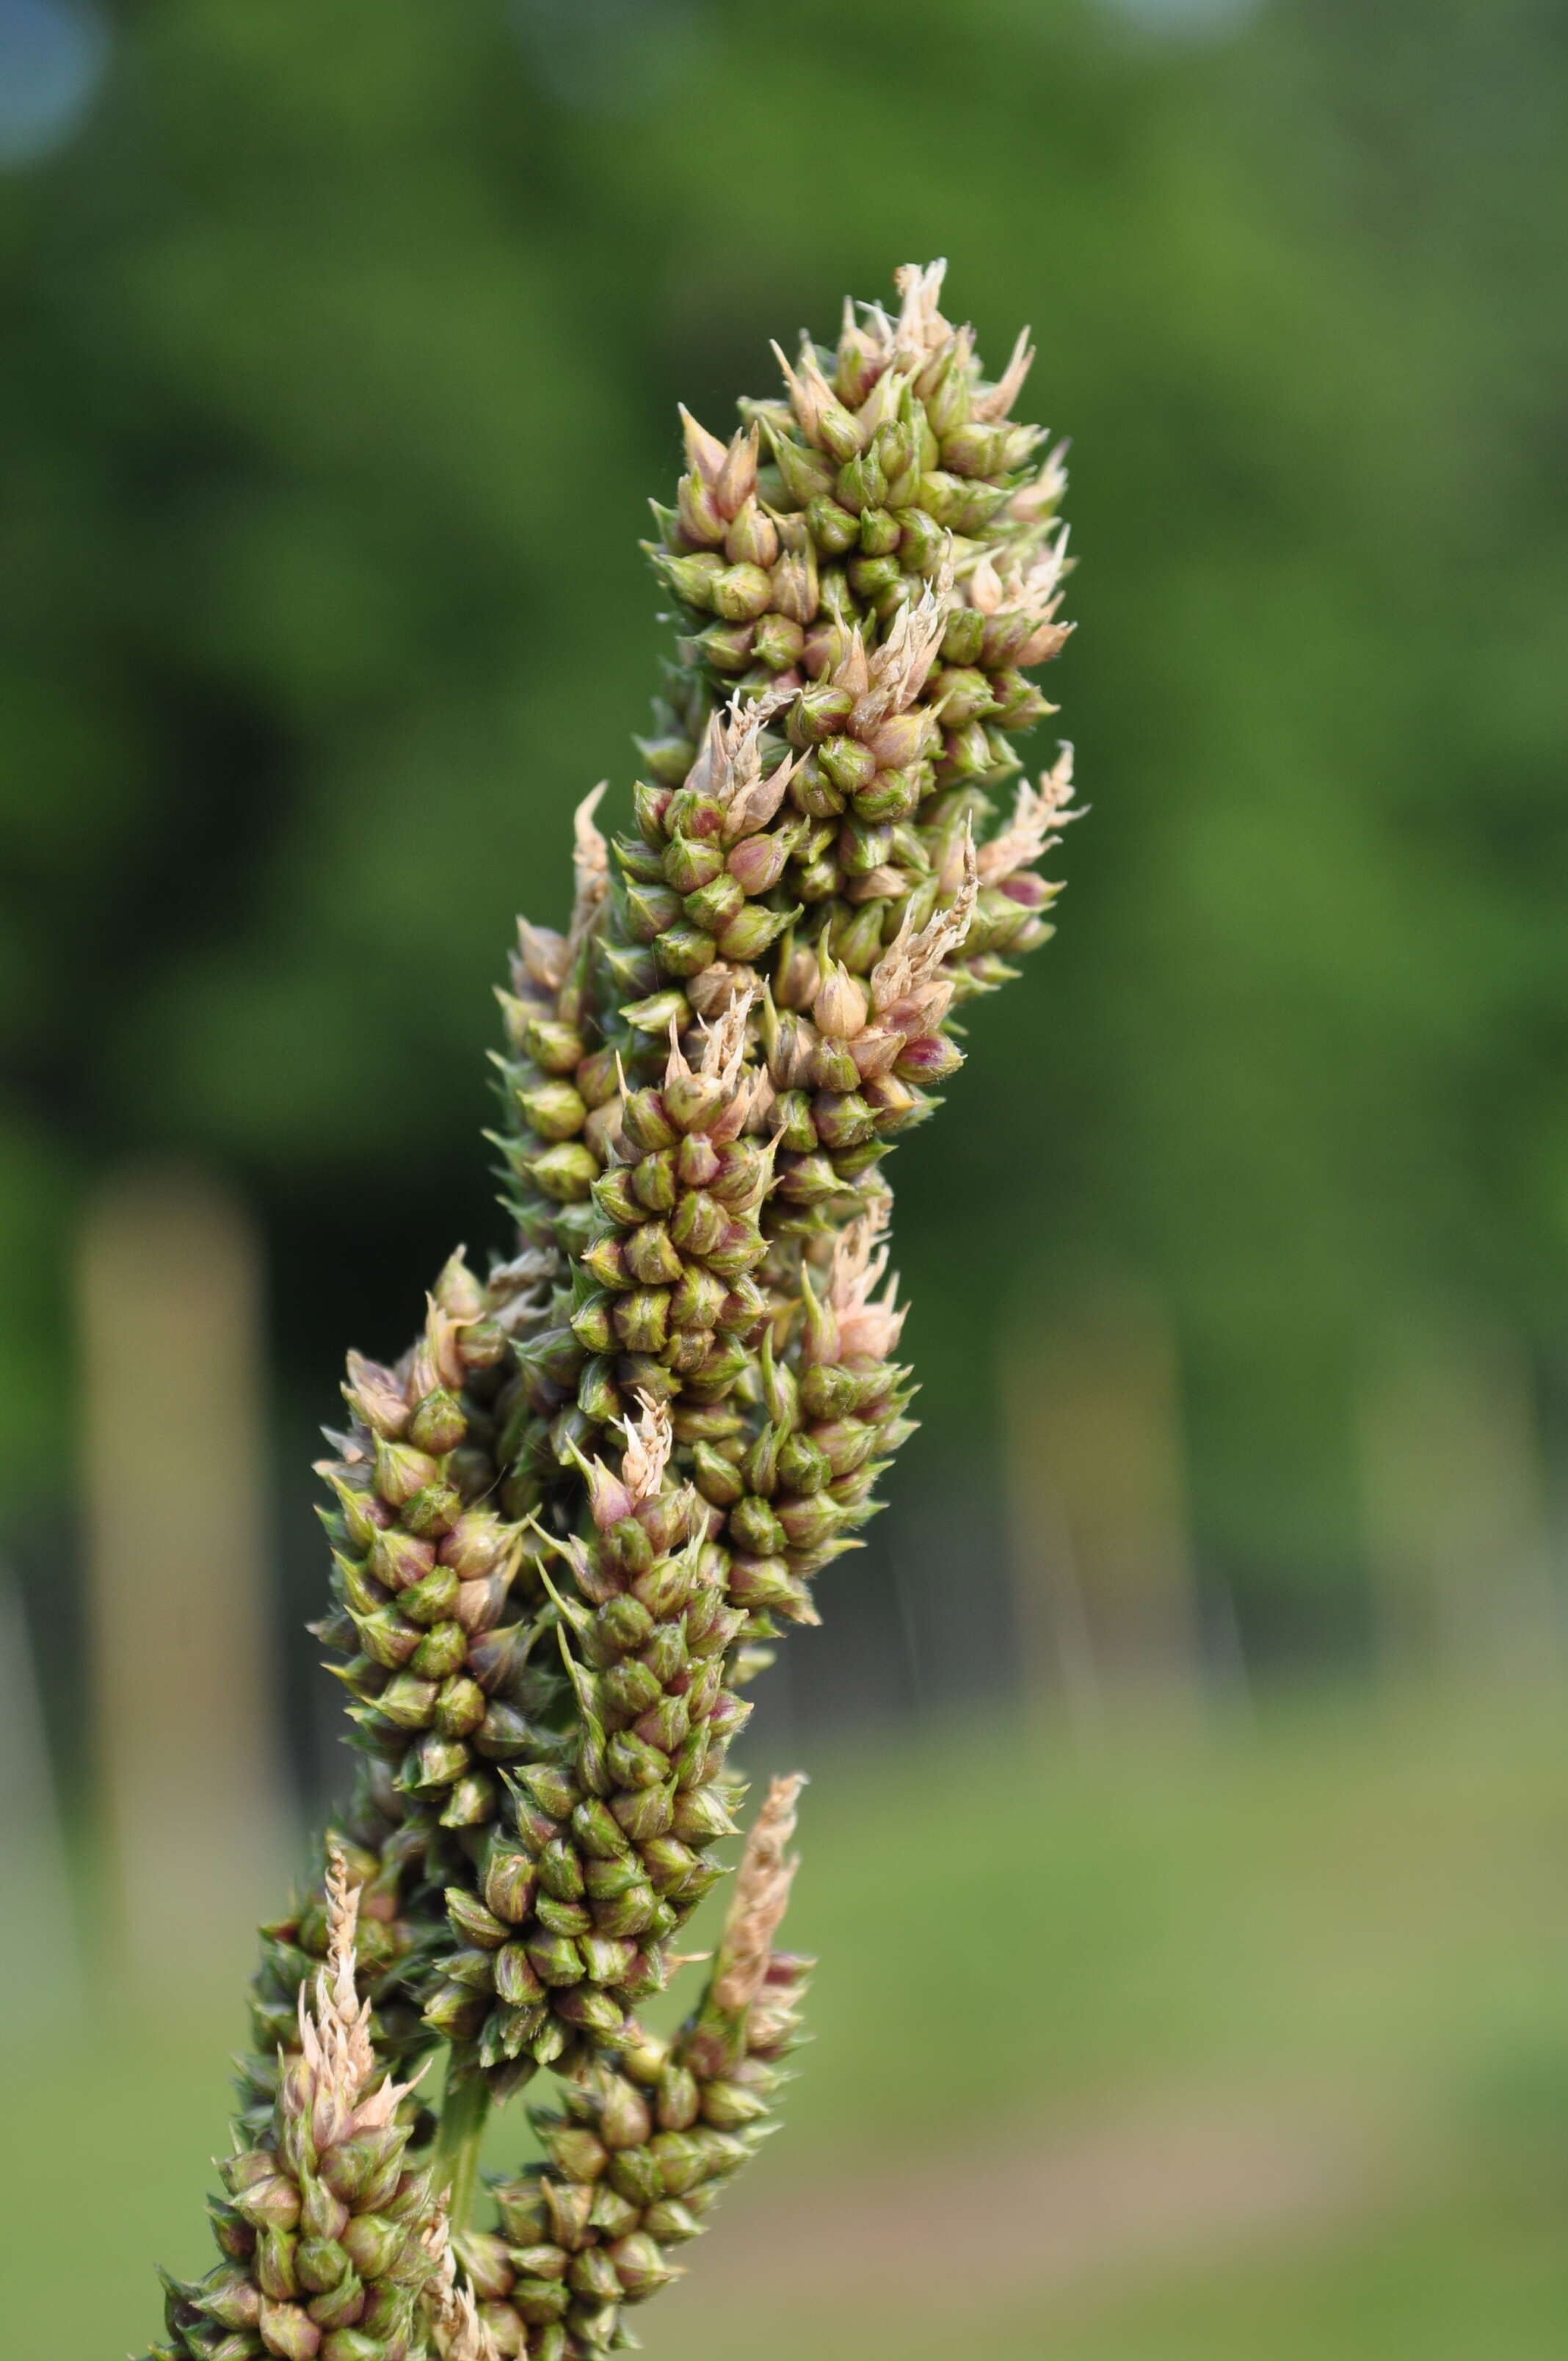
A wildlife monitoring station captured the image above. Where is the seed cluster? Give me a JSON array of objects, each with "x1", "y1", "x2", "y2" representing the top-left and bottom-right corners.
[
  {"x1": 148, "y1": 264, "x2": 1080, "y2": 2361},
  {"x1": 464, "y1": 1952, "x2": 808, "y2": 2360}
]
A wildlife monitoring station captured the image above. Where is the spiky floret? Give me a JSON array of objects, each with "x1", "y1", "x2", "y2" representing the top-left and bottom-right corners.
[{"x1": 145, "y1": 1849, "x2": 443, "y2": 2361}]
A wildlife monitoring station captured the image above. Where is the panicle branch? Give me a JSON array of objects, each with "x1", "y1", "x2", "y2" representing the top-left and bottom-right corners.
[{"x1": 712, "y1": 1773, "x2": 805, "y2": 2014}]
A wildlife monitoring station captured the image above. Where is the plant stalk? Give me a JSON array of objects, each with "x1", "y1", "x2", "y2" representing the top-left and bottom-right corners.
[{"x1": 432, "y1": 2074, "x2": 492, "y2": 2230}]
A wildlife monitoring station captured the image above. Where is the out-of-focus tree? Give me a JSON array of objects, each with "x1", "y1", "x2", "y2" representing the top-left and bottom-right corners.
[{"x1": 1, "y1": 0, "x2": 1564, "y2": 1655}]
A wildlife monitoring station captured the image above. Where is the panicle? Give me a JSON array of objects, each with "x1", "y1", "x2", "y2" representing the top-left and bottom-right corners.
[{"x1": 145, "y1": 259, "x2": 1085, "y2": 2361}]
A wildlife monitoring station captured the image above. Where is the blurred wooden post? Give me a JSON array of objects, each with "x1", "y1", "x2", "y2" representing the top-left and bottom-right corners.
[
  {"x1": 1003, "y1": 1283, "x2": 1203, "y2": 1723},
  {"x1": 0, "y1": 1566, "x2": 80, "y2": 2012},
  {"x1": 1358, "y1": 1319, "x2": 1558, "y2": 1683},
  {"x1": 78, "y1": 1166, "x2": 287, "y2": 1991}
]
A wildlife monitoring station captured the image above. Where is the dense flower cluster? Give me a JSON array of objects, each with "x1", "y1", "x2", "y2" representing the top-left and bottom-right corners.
[{"x1": 144, "y1": 262, "x2": 1078, "y2": 2360}]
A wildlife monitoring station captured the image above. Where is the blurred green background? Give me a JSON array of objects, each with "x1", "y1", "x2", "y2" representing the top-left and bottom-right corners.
[{"x1": 2, "y1": 0, "x2": 1567, "y2": 2352}]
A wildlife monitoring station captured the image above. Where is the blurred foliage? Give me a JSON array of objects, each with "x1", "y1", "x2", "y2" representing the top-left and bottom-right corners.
[{"x1": 2, "y1": 0, "x2": 1565, "y2": 1641}]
